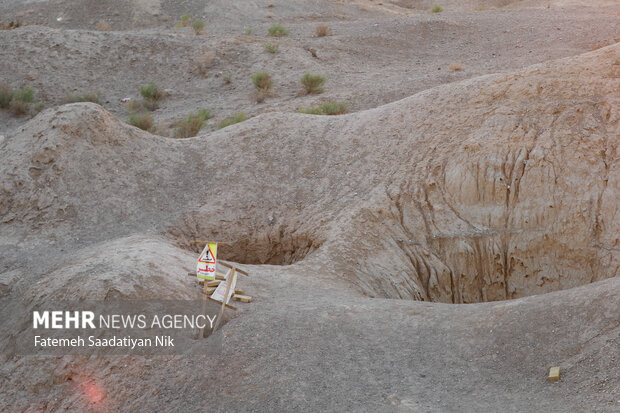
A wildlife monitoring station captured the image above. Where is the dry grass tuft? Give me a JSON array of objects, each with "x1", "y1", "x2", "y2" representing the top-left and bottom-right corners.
[
  {"x1": 127, "y1": 112, "x2": 154, "y2": 131},
  {"x1": 251, "y1": 72, "x2": 273, "y2": 92},
  {"x1": 192, "y1": 20, "x2": 205, "y2": 35},
  {"x1": 265, "y1": 43, "x2": 279, "y2": 53},
  {"x1": 315, "y1": 25, "x2": 331, "y2": 37},
  {"x1": 449, "y1": 62, "x2": 464, "y2": 71},
  {"x1": 298, "y1": 101, "x2": 348, "y2": 115},
  {"x1": 174, "y1": 108, "x2": 212, "y2": 138},
  {"x1": 301, "y1": 73, "x2": 325, "y2": 94},
  {"x1": 218, "y1": 112, "x2": 247, "y2": 129},
  {"x1": 268, "y1": 24, "x2": 289, "y2": 37},
  {"x1": 65, "y1": 92, "x2": 101, "y2": 104},
  {"x1": 0, "y1": 84, "x2": 12, "y2": 108},
  {"x1": 1, "y1": 85, "x2": 39, "y2": 116},
  {"x1": 194, "y1": 52, "x2": 215, "y2": 76},
  {"x1": 124, "y1": 100, "x2": 143, "y2": 113}
]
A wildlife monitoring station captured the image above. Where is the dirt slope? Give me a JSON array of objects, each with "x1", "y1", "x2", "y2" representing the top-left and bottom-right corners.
[
  {"x1": 0, "y1": 1, "x2": 619, "y2": 411},
  {"x1": 0, "y1": 42, "x2": 618, "y2": 411}
]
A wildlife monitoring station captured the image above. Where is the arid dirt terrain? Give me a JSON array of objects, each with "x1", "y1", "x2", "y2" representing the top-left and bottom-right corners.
[{"x1": 0, "y1": 0, "x2": 619, "y2": 412}]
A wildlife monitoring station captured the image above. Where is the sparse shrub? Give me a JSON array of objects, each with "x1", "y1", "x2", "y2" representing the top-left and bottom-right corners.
[
  {"x1": 315, "y1": 25, "x2": 331, "y2": 37},
  {"x1": 139, "y1": 82, "x2": 163, "y2": 110},
  {"x1": 301, "y1": 73, "x2": 325, "y2": 94},
  {"x1": 96, "y1": 20, "x2": 111, "y2": 31},
  {"x1": 127, "y1": 112, "x2": 154, "y2": 131},
  {"x1": 0, "y1": 84, "x2": 12, "y2": 108},
  {"x1": 0, "y1": 85, "x2": 42, "y2": 116},
  {"x1": 223, "y1": 72, "x2": 233, "y2": 84},
  {"x1": 9, "y1": 99, "x2": 28, "y2": 116},
  {"x1": 174, "y1": 108, "x2": 212, "y2": 138},
  {"x1": 431, "y1": 5, "x2": 444, "y2": 13},
  {"x1": 65, "y1": 92, "x2": 101, "y2": 104},
  {"x1": 251, "y1": 72, "x2": 273, "y2": 92},
  {"x1": 264, "y1": 43, "x2": 279, "y2": 53},
  {"x1": 125, "y1": 100, "x2": 143, "y2": 113},
  {"x1": 7, "y1": 86, "x2": 35, "y2": 116},
  {"x1": 139, "y1": 82, "x2": 163, "y2": 101},
  {"x1": 194, "y1": 52, "x2": 215, "y2": 76},
  {"x1": 218, "y1": 112, "x2": 247, "y2": 129},
  {"x1": 142, "y1": 99, "x2": 159, "y2": 111},
  {"x1": 192, "y1": 19, "x2": 205, "y2": 35},
  {"x1": 298, "y1": 101, "x2": 348, "y2": 115},
  {"x1": 34, "y1": 102, "x2": 45, "y2": 113},
  {"x1": 12, "y1": 87, "x2": 34, "y2": 104},
  {"x1": 449, "y1": 62, "x2": 464, "y2": 71},
  {"x1": 245, "y1": 28, "x2": 253, "y2": 35},
  {"x1": 268, "y1": 24, "x2": 289, "y2": 37},
  {"x1": 176, "y1": 14, "x2": 192, "y2": 28}
]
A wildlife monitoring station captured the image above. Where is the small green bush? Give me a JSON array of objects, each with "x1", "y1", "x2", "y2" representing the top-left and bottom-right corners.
[
  {"x1": 175, "y1": 14, "x2": 192, "y2": 29},
  {"x1": 175, "y1": 108, "x2": 212, "y2": 138},
  {"x1": 301, "y1": 73, "x2": 325, "y2": 94},
  {"x1": 139, "y1": 82, "x2": 163, "y2": 101},
  {"x1": 268, "y1": 24, "x2": 289, "y2": 37},
  {"x1": 192, "y1": 19, "x2": 205, "y2": 35},
  {"x1": 264, "y1": 43, "x2": 279, "y2": 53},
  {"x1": 298, "y1": 101, "x2": 348, "y2": 115},
  {"x1": 251, "y1": 72, "x2": 273, "y2": 92},
  {"x1": 223, "y1": 72, "x2": 233, "y2": 84},
  {"x1": 1, "y1": 86, "x2": 37, "y2": 116},
  {"x1": 127, "y1": 112, "x2": 154, "y2": 131},
  {"x1": 431, "y1": 5, "x2": 444, "y2": 13},
  {"x1": 218, "y1": 112, "x2": 247, "y2": 129},
  {"x1": 12, "y1": 87, "x2": 34, "y2": 103},
  {"x1": 245, "y1": 28, "x2": 253, "y2": 35}
]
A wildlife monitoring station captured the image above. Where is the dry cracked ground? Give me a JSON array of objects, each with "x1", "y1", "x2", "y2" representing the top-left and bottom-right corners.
[{"x1": 0, "y1": 0, "x2": 619, "y2": 412}]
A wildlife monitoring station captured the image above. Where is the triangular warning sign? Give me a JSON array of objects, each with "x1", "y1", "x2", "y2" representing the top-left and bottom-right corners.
[{"x1": 199, "y1": 246, "x2": 216, "y2": 264}]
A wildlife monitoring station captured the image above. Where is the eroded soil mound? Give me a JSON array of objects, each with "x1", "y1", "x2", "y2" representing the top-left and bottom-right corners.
[{"x1": 1, "y1": 44, "x2": 618, "y2": 305}]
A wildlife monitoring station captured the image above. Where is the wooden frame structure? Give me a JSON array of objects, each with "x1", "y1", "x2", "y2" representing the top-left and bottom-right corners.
[{"x1": 188, "y1": 240, "x2": 252, "y2": 338}]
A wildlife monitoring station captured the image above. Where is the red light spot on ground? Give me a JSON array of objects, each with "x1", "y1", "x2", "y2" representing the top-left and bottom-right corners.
[{"x1": 82, "y1": 381, "x2": 104, "y2": 403}]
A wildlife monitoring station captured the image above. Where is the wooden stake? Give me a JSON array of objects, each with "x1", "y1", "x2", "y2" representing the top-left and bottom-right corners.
[
  {"x1": 213, "y1": 268, "x2": 235, "y2": 332},
  {"x1": 219, "y1": 261, "x2": 249, "y2": 276}
]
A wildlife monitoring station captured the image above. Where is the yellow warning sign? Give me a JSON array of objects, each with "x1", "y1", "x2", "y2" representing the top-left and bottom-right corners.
[{"x1": 197, "y1": 242, "x2": 217, "y2": 280}]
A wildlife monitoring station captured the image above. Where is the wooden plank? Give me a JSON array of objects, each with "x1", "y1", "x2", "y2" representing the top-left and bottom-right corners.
[
  {"x1": 232, "y1": 294, "x2": 252, "y2": 303},
  {"x1": 213, "y1": 268, "x2": 236, "y2": 332},
  {"x1": 203, "y1": 287, "x2": 216, "y2": 295},
  {"x1": 215, "y1": 273, "x2": 226, "y2": 280},
  {"x1": 189, "y1": 240, "x2": 209, "y2": 245},
  {"x1": 206, "y1": 280, "x2": 221, "y2": 287},
  {"x1": 234, "y1": 289, "x2": 244, "y2": 295},
  {"x1": 219, "y1": 261, "x2": 249, "y2": 276},
  {"x1": 206, "y1": 296, "x2": 237, "y2": 311},
  {"x1": 548, "y1": 367, "x2": 560, "y2": 381}
]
